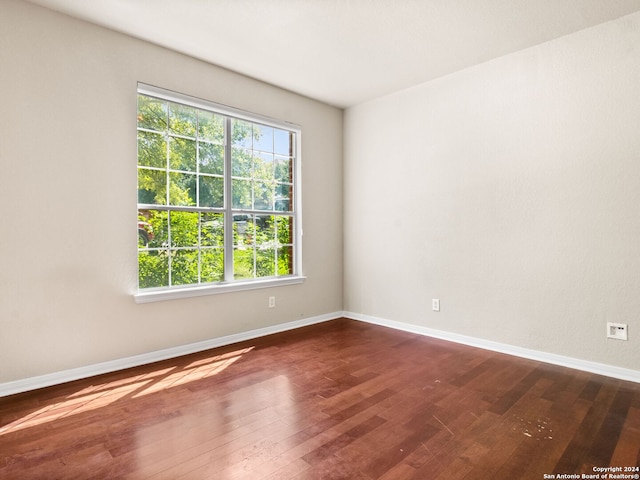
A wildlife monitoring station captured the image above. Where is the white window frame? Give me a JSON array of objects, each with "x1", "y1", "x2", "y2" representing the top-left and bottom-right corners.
[{"x1": 134, "y1": 83, "x2": 303, "y2": 303}]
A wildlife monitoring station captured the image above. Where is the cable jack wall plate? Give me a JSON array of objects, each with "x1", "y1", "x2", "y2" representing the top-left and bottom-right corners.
[{"x1": 606, "y1": 322, "x2": 628, "y2": 341}]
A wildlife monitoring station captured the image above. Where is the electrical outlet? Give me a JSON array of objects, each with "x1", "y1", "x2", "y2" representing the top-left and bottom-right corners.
[
  {"x1": 432, "y1": 299, "x2": 440, "y2": 312},
  {"x1": 268, "y1": 296, "x2": 276, "y2": 308},
  {"x1": 607, "y1": 322, "x2": 627, "y2": 341}
]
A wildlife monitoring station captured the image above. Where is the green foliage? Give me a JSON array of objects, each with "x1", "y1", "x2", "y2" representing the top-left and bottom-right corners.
[
  {"x1": 137, "y1": 94, "x2": 295, "y2": 289},
  {"x1": 138, "y1": 210, "x2": 168, "y2": 289},
  {"x1": 138, "y1": 250, "x2": 169, "y2": 289},
  {"x1": 138, "y1": 210, "x2": 226, "y2": 288}
]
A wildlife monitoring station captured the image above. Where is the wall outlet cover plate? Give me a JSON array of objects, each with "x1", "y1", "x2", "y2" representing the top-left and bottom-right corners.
[{"x1": 606, "y1": 322, "x2": 628, "y2": 341}]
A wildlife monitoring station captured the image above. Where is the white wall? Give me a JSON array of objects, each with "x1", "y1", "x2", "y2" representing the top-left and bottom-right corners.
[
  {"x1": 0, "y1": 0, "x2": 343, "y2": 383},
  {"x1": 2, "y1": 0, "x2": 638, "y2": 388},
  {"x1": 344, "y1": 12, "x2": 640, "y2": 370}
]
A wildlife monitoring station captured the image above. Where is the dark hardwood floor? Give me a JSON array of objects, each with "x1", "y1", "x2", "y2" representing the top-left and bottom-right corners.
[{"x1": 1, "y1": 318, "x2": 639, "y2": 479}]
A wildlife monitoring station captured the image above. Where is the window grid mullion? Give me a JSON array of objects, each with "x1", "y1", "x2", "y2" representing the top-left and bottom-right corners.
[
  {"x1": 195, "y1": 113, "x2": 202, "y2": 285},
  {"x1": 223, "y1": 117, "x2": 234, "y2": 282},
  {"x1": 164, "y1": 109, "x2": 173, "y2": 287}
]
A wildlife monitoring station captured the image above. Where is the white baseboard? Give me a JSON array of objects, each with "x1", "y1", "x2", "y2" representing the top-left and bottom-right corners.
[
  {"x1": 4, "y1": 310, "x2": 637, "y2": 397},
  {"x1": 0, "y1": 312, "x2": 341, "y2": 398},
  {"x1": 344, "y1": 311, "x2": 640, "y2": 384}
]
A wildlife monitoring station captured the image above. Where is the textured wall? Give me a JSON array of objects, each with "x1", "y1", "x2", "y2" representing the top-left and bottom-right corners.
[
  {"x1": 344, "y1": 13, "x2": 640, "y2": 370},
  {"x1": 0, "y1": 0, "x2": 343, "y2": 382}
]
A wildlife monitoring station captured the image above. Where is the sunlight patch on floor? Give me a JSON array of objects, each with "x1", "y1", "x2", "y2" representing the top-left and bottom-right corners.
[{"x1": 0, "y1": 347, "x2": 254, "y2": 435}]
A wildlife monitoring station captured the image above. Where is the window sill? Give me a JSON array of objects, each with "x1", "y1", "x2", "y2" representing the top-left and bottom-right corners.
[{"x1": 134, "y1": 276, "x2": 306, "y2": 304}]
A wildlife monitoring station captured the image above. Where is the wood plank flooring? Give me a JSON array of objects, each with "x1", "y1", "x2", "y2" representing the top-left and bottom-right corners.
[{"x1": 1, "y1": 318, "x2": 639, "y2": 479}]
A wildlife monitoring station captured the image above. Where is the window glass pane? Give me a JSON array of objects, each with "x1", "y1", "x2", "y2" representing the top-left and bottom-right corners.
[
  {"x1": 232, "y1": 119, "x2": 252, "y2": 148},
  {"x1": 138, "y1": 131, "x2": 166, "y2": 168},
  {"x1": 138, "y1": 169, "x2": 167, "y2": 205},
  {"x1": 169, "y1": 137, "x2": 196, "y2": 172},
  {"x1": 233, "y1": 215, "x2": 253, "y2": 246},
  {"x1": 171, "y1": 249, "x2": 199, "y2": 285},
  {"x1": 139, "y1": 209, "x2": 168, "y2": 248},
  {"x1": 253, "y1": 124, "x2": 274, "y2": 153},
  {"x1": 274, "y1": 129, "x2": 292, "y2": 156},
  {"x1": 199, "y1": 143, "x2": 224, "y2": 175},
  {"x1": 138, "y1": 250, "x2": 169, "y2": 288},
  {"x1": 232, "y1": 148, "x2": 252, "y2": 177},
  {"x1": 255, "y1": 215, "x2": 275, "y2": 244},
  {"x1": 256, "y1": 248, "x2": 275, "y2": 277},
  {"x1": 277, "y1": 246, "x2": 293, "y2": 275},
  {"x1": 275, "y1": 184, "x2": 292, "y2": 212},
  {"x1": 274, "y1": 156, "x2": 292, "y2": 183},
  {"x1": 254, "y1": 181, "x2": 274, "y2": 211},
  {"x1": 253, "y1": 153, "x2": 274, "y2": 181},
  {"x1": 201, "y1": 213, "x2": 224, "y2": 247},
  {"x1": 233, "y1": 247, "x2": 254, "y2": 279},
  {"x1": 169, "y1": 103, "x2": 197, "y2": 137},
  {"x1": 170, "y1": 211, "x2": 199, "y2": 247},
  {"x1": 276, "y1": 216, "x2": 293, "y2": 245},
  {"x1": 198, "y1": 110, "x2": 224, "y2": 144},
  {"x1": 138, "y1": 221, "x2": 153, "y2": 248},
  {"x1": 200, "y1": 249, "x2": 224, "y2": 283},
  {"x1": 198, "y1": 176, "x2": 224, "y2": 208},
  {"x1": 232, "y1": 179, "x2": 252, "y2": 209},
  {"x1": 138, "y1": 96, "x2": 167, "y2": 132},
  {"x1": 169, "y1": 172, "x2": 196, "y2": 206}
]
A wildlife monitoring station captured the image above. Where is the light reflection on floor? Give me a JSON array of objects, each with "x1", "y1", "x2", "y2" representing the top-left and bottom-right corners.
[
  {"x1": 131, "y1": 373, "x2": 297, "y2": 479},
  {"x1": 0, "y1": 347, "x2": 254, "y2": 435}
]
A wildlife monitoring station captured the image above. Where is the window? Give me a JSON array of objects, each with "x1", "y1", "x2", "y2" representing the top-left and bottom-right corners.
[{"x1": 136, "y1": 84, "x2": 302, "y2": 302}]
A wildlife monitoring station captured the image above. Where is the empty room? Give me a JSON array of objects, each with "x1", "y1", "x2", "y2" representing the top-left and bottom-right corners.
[{"x1": 1, "y1": 0, "x2": 640, "y2": 478}]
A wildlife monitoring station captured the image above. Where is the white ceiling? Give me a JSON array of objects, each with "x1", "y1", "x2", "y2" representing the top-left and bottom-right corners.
[{"x1": 24, "y1": 0, "x2": 640, "y2": 108}]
